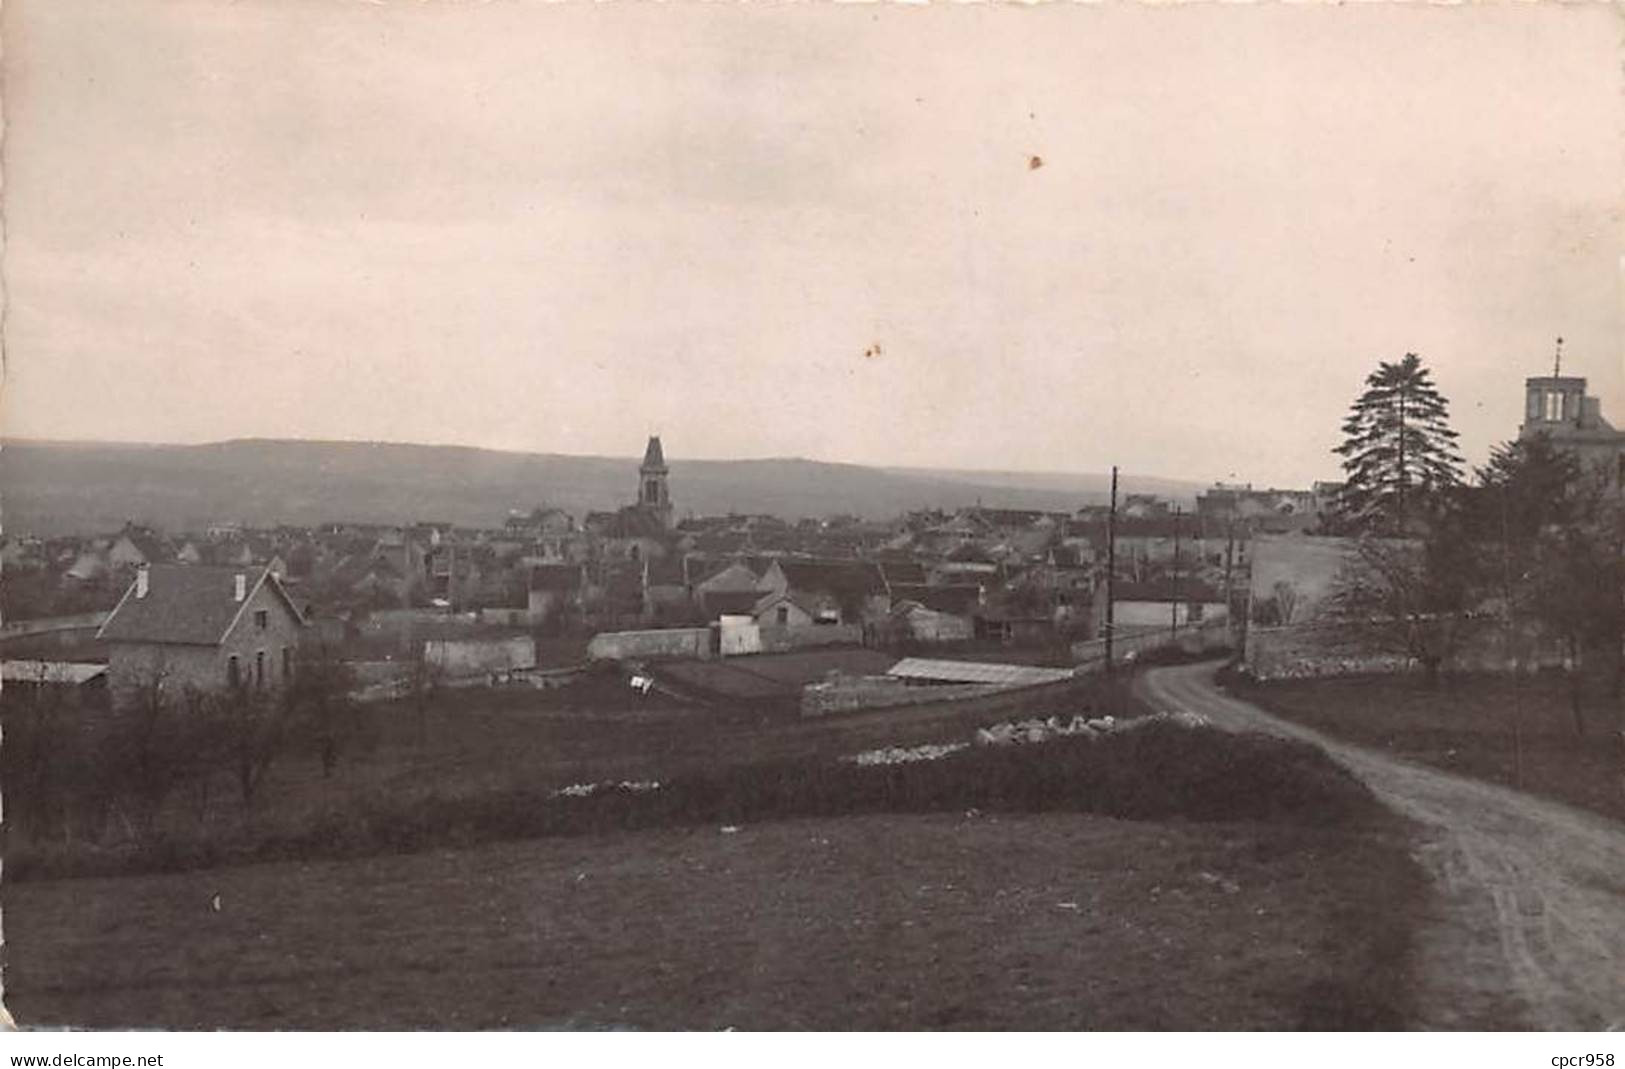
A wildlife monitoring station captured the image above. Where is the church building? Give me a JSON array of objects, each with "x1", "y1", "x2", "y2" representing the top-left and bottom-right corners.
[{"x1": 581, "y1": 435, "x2": 677, "y2": 557}]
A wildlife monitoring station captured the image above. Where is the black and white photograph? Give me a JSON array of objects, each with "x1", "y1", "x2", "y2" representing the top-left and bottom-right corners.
[{"x1": 1, "y1": 0, "x2": 1623, "y2": 1045}]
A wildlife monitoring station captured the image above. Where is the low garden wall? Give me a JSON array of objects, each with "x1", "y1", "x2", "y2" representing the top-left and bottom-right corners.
[
  {"x1": 588, "y1": 627, "x2": 713, "y2": 662},
  {"x1": 425, "y1": 635, "x2": 536, "y2": 679},
  {"x1": 1245, "y1": 625, "x2": 1412, "y2": 680},
  {"x1": 759, "y1": 623, "x2": 863, "y2": 654},
  {"x1": 1245, "y1": 617, "x2": 1557, "y2": 680}
]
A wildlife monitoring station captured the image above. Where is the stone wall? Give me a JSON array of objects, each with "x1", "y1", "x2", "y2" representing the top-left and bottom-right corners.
[
  {"x1": 587, "y1": 627, "x2": 714, "y2": 662},
  {"x1": 425, "y1": 635, "x2": 536, "y2": 678},
  {"x1": 1250, "y1": 614, "x2": 1566, "y2": 680},
  {"x1": 758, "y1": 623, "x2": 863, "y2": 653},
  {"x1": 1243, "y1": 625, "x2": 1412, "y2": 680}
]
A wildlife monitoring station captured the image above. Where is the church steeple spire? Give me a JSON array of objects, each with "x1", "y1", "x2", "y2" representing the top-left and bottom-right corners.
[
  {"x1": 637, "y1": 436, "x2": 672, "y2": 528},
  {"x1": 641, "y1": 435, "x2": 667, "y2": 473}
]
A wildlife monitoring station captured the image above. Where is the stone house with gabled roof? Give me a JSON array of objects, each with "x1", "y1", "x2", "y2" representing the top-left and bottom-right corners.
[
  {"x1": 759, "y1": 558, "x2": 890, "y2": 624},
  {"x1": 691, "y1": 559, "x2": 771, "y2": 598},
  {"x1": 751, "y1": 588, "x2": 828, "y2": 628},
  {"x1": 97, "y1": 564, "x2": 305, "y2": 711}
]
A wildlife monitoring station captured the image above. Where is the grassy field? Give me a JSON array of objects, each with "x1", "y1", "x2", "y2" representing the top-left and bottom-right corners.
[
  {"x1": 6, "y1": 810, "x2": 1422, "y2": 1030},
  {"x1": 5, "y1": 658, "x2": 1434, "y2": 1029},
  {"x1": 1226, "y1": 669, "x2": 1625, "y2": 822},
  {"x1": 4, "y1": 662, "x2": 1132, "y2": 879},
  {"x1": 654, "y1": 647, "x2": 898, "y2": 702}
]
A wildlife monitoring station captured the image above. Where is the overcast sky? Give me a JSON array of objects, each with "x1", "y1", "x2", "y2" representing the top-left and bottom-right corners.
[{"x1": 3, "y1": 0, "x2": 1620, "y2": 488}]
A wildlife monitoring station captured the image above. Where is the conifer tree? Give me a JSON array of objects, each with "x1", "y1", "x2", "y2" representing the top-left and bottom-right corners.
[{"x1": 1332, "y1": 352, "x2": 1464, "y2": 535}]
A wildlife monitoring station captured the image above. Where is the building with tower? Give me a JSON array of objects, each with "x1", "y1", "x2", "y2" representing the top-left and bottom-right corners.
[
  {"x1": 582, "y1": 435, "x2": 677, "y2": 564},
  {"x1": 1519, "y1": 340, "x2": 1625, "y2": 490},
  {"x1": 637, "y1": 435, "x2": 673, "y2": 529}
]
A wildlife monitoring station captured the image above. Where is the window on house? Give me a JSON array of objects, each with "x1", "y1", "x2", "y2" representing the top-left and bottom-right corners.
[
  {"x1": 1544, "y1": 391, "x2": 1565, "y2": 422},
  {"x1": 254, "y1": 609, "x2": 268, "y2": 630},
  {"x1": 282, "y1": 646, "x2": 292, "y2": 682},
  {"x1": 776, "y1": 605, "x2": 789, "y2": 625},
  {"x1": 255, "y1": 650, "x2": 265, "y2": 688},
  {"x1": 227, "y1": 655, "x2": 240, "y2": 689}
]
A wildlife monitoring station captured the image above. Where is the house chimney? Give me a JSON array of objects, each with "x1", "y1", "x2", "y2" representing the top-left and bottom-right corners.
[
  {"x1": 234, "y1": 572, "x2": 247, "y2": 602},
  {"x1": 135, "y1": 566, "x2": 150, "y2": 599}
]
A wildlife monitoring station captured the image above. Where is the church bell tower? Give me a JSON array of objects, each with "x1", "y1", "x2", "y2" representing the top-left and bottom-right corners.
[{"x1": 638, "y1": 436, "x2": 673, "y2": 528}]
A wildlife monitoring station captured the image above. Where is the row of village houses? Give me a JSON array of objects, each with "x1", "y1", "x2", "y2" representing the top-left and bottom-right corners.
[
  {"x1": 44, "y1": 550, "x2": 1236, "y2": 712},
  {"x1": 13, "y1": 363, "x2": 1619, "y2": 703},
  {"x1": 2, "y1": 480, "x2": 1332, "y2": 639},
  {"x1": 2, "y1": 436, "x2": 1350, "y2": 708}
]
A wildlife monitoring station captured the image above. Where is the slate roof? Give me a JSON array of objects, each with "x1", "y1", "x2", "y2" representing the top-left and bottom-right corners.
[
  {"x1": 774, "y1": 559, "x2": 886, "y2": 599},
  {"x1": 98, "y1": 565, "x2": 302, "y2": 646},
  {"x1": 327, "y1": 552, "x2": 402, "y2": 590},
  {"x1": 887, "y1": 583, "x2": 981, "y2": 616},
  {"x1": 702, "y1": 589, "x2": 765, "y2": 617},
  {"x1": 691, "y1": 559, "x2": 767, "y2": 593},
  {"x1": 641, "y1": 436, "x2": 667, "y2": 471}
]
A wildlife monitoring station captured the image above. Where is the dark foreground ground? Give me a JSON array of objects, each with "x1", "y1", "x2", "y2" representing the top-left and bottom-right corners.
[
  {"x1": 5, "y1": 657, "x2": 1428, "y2": 1029},
  {"x1": 7, "y1": 810, "x2": 1420, "y2": 1030},
  {"x1": 4, "y1": 652, "x2": 1115, "y2": 881},
  {"x1": 1148, "y1": 663, "x2": 1625, "y2": 1030},
  {"x1": 1225, "y1": 670, "x2": 1625, "y2": 823}
]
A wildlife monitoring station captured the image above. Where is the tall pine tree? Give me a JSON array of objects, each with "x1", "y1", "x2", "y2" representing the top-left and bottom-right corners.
[{"x1": 1332, "y1": 352, "x2": 1464, "y2": 535}]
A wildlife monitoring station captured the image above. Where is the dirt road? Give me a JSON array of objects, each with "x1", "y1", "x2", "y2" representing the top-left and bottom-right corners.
[{"x1": 1140, "y1": 662, "x2": 1625, "y2": 1031}]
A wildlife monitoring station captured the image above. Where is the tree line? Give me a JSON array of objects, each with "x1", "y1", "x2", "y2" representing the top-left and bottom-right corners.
[{"x1": 1321, "y1": 352, "x2": 1624, "y2": 711}]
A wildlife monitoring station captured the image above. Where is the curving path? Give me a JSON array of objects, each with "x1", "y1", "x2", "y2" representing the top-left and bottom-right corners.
[{"x1": 1139, "y1": 662, "x2": 1625, "y2": 1031}]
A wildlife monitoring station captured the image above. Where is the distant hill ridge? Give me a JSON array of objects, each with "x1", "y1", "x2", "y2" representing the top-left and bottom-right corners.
[{"x1": 0, "y1": 438, "x2": 1204, "y2": 536}]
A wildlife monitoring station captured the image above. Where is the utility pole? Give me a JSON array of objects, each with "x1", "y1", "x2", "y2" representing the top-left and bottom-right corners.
[
  {"x1": 1170, "y1": 504, "x2": 1182, "y2": 643},
  {"x1": 1105, "y1": 465, "x2": 1118, "y2": 674}
]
